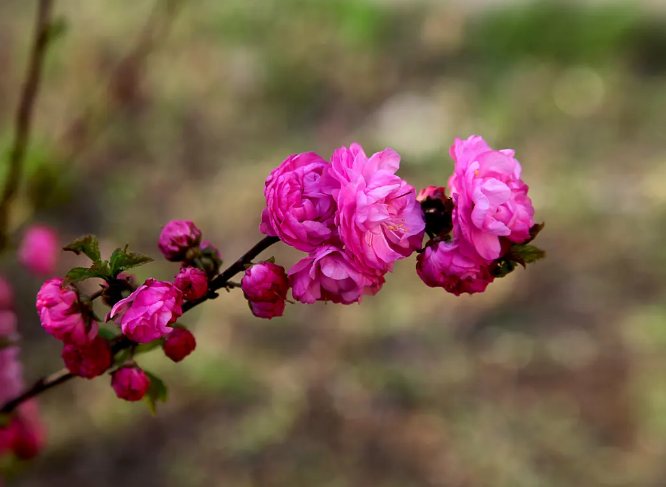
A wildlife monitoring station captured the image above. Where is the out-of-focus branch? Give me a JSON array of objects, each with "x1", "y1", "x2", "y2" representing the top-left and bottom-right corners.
[
  {"x1": 0, "y1": 0, "x2": 56, "y2": 251},
  {"x1": 0, "y1": 236, "x2": 280, "y2": 415}
]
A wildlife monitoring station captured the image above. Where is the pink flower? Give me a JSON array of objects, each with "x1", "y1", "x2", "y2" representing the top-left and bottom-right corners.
[
  {"x1": 111, "y1": 366, "x2": 150, "y2": 402},
  {"x1": 448, "y1": 135, "x2": 534, "y2": 263},
  {"x1": 163, "y1": 328, "x2": 196, "y2": 362},
  {"x1": 174, "y1": 267, "x2": 208, "y2": 301},
  {"x1": 0, "y1": 346, "x2": 23, "y2": 405},
  {"x1": 158, "y1": 220, "x2": 202, "y2": 261},
  {"x1": 241, "y1": 262, "x2": 289, "y2": 319},
  {"x1": 289, "y1": 246, "x2": 383, "y2": 304},
  {"x1": 61, "y1": 336, "x2": 112, "y2": 379},
  {"x1": 9, "y1": 401, "x2": 45, "y2": 460},
  {"x1": 36, "y1": 278, "x2": 98, "y2": 345},
  {"x1": 417, "y1": 186, "x2": 447, "y2": 203},
  {"x1": 18, "y1": 225, "x2": 58, "y2": 276},
  {"x1": 416, "y1": 240, "x2": 494, "y2": 295},
  {"x1": 0, "y1": 276, "x2": 14, "y2": 310},
  {"x1": 260, "y1": 152, "x2": 337, "y2": 252},
  {"x1": 107, "y1": 278, "x2": 183, "y2": 343},
  {"x1": 322, "y1": 143, "x2": 425, "y2": 274}
]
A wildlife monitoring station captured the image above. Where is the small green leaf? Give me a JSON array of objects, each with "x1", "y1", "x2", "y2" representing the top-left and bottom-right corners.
[
  {"x1": 110, "y1": 246, "x2": 154, "y2": 276},
  {"x1": 524, "y1": 222, "x2": 545, "y2": 244},
  {"x1": 493, "y1": 259, "x2": 517, "y2": 278},
  {"x1": 134, "y1": 340, "x2": 163, "y2": 356},
  {"x1": 514, "y1": 244, "x2": 546, "y2": 264},
  {"x1": 63, "y1": 235, "x2": 101, "y2": 262},
  {"x1": 64, "y1": 261, "x2": 111, "y2": 284},
  {"x1": 47, "y1": 17, "x2": 68, "y2": 43},
  {"x1": 142, "y1": 370, "x2": 168, "y2": 416},
  {"x1": 64, "y1": 267, "x2": 93, "y2": 283},
  {"x1": 113, "y1": 348, "x2": 132, "y2": 366},
  {"x1": 264, "y1": 256, "x2": 276, "y2": 264},
  {"x1": 97, "y1": 328, "x2": 118, "y2": 341}
]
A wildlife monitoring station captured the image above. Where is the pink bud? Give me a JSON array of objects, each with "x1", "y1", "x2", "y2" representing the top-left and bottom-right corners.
[
  {"x1": 61, "y1": 336, "x2": 112, "y2": 379},
  {"x1": 174, "y1": 267, "x2": 208, "y2": 301},
  {"x1": 163, "y1": 328, "x2": 196, "y2": 362},
  {"x1": 0, "y1": 275, "x2": 14, "y2": 310},
  {"x1": 111, "y1": 366, "x2": 150, "y2": 402},
  {"x1": 241, "y1": 262, "x2": 289, "y2": 319},
  {"x1": 106, "y1": 278, "x2": 183, "y2": 343},
  {"x1": 417, "y1": 185, "x2": 447, "y2": 203},
  {"x1": 36, "y1": 278, "x2": 98, "y2": 345},
  {"x1": 158, "y1": 220, "x2": 202, "y2": 261},
  {"x1": 18, "y1": 225, "x2": 59, "y2": 276}
]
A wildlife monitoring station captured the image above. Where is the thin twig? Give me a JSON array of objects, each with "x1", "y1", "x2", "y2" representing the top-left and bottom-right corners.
[
  {"x1": 0, "y1": 236, "x2": 280, "y2": 414},
  {"x1": 0, "y1": 0, "x2": 55, "y2": 250}
]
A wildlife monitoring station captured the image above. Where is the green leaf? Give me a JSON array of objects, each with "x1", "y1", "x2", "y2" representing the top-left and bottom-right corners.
[
  {"x1": 142, "y1": 370, "x2": 168, "y2": 416},
  {"x1": 514, "y1": 244, "x2": 547, "y2": 264},
  {"x1": 63, "y1": 235, "x2": 101, "y2": 262},
  {"x1": 113, "y1": 348, "x2": 132, "y2": 366},
  {"x1": 134, "y1": 340, "x2": 163, "y2": 356},
  {"x1": 64, "y1": 261, "x2": 111, "y2": 284},
  {"x1": 97, "y1": 328, "x2": 118, "y2": 341},
  {"x1": 47, "y1": 17, "x2": 68, "y2": 43},
  {"x1": 264, "y1": 256, "x2": 276, "y2": 264},
  {"x1": 110, "y1": 246, "x2": 154, "y2": 276},
  {"x1": 493, "y1": 259, "x2": 518, "y2": 278},
  {"x1": 525, "y1": 222, "x2": 545, "y2": 244}
]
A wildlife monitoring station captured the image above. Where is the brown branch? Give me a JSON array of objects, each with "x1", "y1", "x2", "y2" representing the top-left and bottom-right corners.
[
  {"x1": 0, "y1": 0, "x2": 55, "y2": 251},
  {"x1": 0, "y1": 235, "x2": 280, "y2": 415}
]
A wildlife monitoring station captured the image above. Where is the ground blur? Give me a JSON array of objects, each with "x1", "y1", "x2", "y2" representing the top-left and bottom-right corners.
[{"x1": 2, "y1": 0, "x2": 666, "y2": 486}]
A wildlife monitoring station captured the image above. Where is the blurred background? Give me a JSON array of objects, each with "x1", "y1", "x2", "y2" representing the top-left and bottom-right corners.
[{"x1": 2, "y1": 0, "x2": 666, "y2": 485}]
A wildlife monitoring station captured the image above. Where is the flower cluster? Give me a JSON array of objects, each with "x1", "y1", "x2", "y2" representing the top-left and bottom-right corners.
[
  {"x1": 249, "y1": 143, "x2": 425, "y2": 317},
  {"x1": 416, "y1": 135, "x2": 542, "y2": 294},
  {"x1": 0, "y1": 277, "x2": 44, "y2": 463}
]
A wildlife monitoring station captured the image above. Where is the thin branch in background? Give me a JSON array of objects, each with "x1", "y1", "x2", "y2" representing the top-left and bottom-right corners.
[
  {"x1": 0, "y1": 0, "x2": 55, "y2": 251},
  {"x1": 0, "y1": 236, "x2": 280, "y2": 415}
]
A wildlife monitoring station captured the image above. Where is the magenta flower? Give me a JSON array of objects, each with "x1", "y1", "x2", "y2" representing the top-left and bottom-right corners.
[
  {"x1": 322, "y1": 143, "x2": 425, "y2": 274},
  {"x1": 158, "y1": 220, "x2": 202, "y2": 261},
  {"x1": 107, "y1": 278, "x2": 183, "y2": 343},
  {"x1": 163, "y1": 328, "x2": 196, "y2": 363},
  {"x1": 174, "y1": 267, "x2": 208, "y2": 301},
  {"x1": 260, "y1": 152, "x2": 338, "y2": 252},
  {"x1": 61, "y1": 335, "x2": 112, "y2": 379},
  {"x1": 416, "y1": 240, "x2": 494, "y2": 296},
  {"x1": 289, "y1": 245, "x2": 383, "y2": 305},
  {"x1": 417, "y1": 185, "x2": 447, "y2": 203},
  {"x1": 18, "y1": 225, "x2": 58, "y2": 276},
  {"x1": 241, "y1": 262, "x2": 289, "y2": 319},
  {"x1": 111, "y1": 366, "x2": 150, "y2": 402},
  {"x1": 36, "y1": 278, "x2": 97, "y2": 345},
  {"x1": 448, "y1": 135, "x2": 535, "y2": 263}
]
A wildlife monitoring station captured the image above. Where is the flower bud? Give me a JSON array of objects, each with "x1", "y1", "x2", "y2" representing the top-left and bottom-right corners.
[
  {"x1": 163, "y1": 328, "x2": 196, "y2": 362},
  {"x1": 36, "y1": 278, "x2": 98, "y2": 345},
  {"x1": 174, "y1": 267, "x2": 208, "y2": 301},
  {"x1": 106, "y1": 278, "x2": 183, "y2": 343},
  {"x1": 18, "y1": 225, "x2": 59, "y2": 276},
  {"x1": 198, "y1": 241, "x2": 222, "y2": 278},
  {"x1": 61, "y1": 336, "x2": 112, "y2": 379},
  {"x1": 111, "y1": 366, "x2": 150, "y2": 402},
  {"x1": 241, "y1": 262, "x2": 289, "y2": 319},
  {"x1": 158, "y1": 220, "x2": 202, "y2": 261}
]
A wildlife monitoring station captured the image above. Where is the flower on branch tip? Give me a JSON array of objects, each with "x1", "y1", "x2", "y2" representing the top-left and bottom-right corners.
[
  {"x1": 174, "y1": 267, "x2": 208, "y2": 301},
  {"x1": 260, "y1": 152, "x2": 338, "y2": 252},
  {"x1": 36, "y1": 278, "x2": 98, "y2": 345},
  {"x1": 241, "y1": 262, "x2": 289, "y2": 319},
  {"x1": 448, "y1": 135, "x2": 534, "y2": 264},
  {"x1": 61, "y1": 336, "x2": 112, "y2": 379},
  {"x1": 163, "y1": 328, "x2": 196, "y2": 363},
  {"x1": 158, "y1": 220, "x2": 202, "y2": 262},
  {"x1": 289, "y1": 245, "x2": 384, "y2": 305},
  {"x1": 106, "y1": 278, "x2": 183, "y2": 343},
  {"x1": 19, "y1": 224, "x2": 59, "y2": 277},
  {"x1": 111, "y1": 366, "x2": 150, "y2": 402}
]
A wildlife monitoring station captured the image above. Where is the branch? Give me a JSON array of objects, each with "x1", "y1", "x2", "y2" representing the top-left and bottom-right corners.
[
  {"x1": 0, "y1": 0, "x2": 55, "y2": 251},
  {"x1": 0, "y1": 235, "x2": 280, "y2": 415}
]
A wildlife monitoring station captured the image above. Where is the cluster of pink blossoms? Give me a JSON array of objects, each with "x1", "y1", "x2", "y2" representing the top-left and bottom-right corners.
[
  {"x1": 0, "y1": 277, "x2": 44, "y2": 463},
  {"x1": 242, "y1": 136, "x2": 541, "y2": 316}
]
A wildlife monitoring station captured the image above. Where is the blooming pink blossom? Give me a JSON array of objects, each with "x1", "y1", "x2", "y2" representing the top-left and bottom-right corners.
[
  {"x1": 289, "y1": 246, "x2": 383, "y2": 304},
  {"x1": 111, "y1": 366, "x2": 150, "y2": 401},
  {"x1": 163, "y1": 328, "x2": 196, "y2": 362},
  {"x1": 158, "y1": 220, "x2": 202, "y2": 261},
  {"x1": 0, "y1": 276, "x2": 14, "y2": 310},
  {"x1": 36, "y1": 278, "x2": 97, "y2": 345},
  {"x1": 107, "y1": 278, "x2": 183, "y2": 343},
  {"x1": 18, "y1": 225, "x2": 59, "y2": 276},
  {"x1": 174, "y1": 267, "x2": 208, "y2": 301},
  {"x1": 241, "y1": 262, "x2": 289, "y2": 319},
  {"x1": 322, "y1": 143, "x2": 425, "y2": 274},
  {"x1": 61, "y1": 336, "x2": 112, "y2": 379},
  {"x1": 448, "y1": 135, "x2": 534, "y2": 263},
  {"x1": 416, "y1": 240, "x2": 494, "y2": 295},
  {"x1": 260, "y1": 152, "x2": 337, "y2": 252}
]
